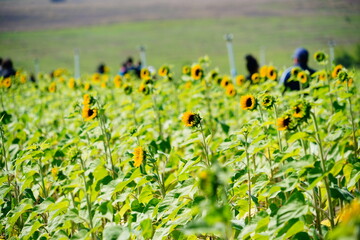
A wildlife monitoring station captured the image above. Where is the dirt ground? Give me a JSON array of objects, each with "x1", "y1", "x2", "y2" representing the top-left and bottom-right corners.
[{"x1": 0, "y1": 0, "x2": 359, "y2": 32}]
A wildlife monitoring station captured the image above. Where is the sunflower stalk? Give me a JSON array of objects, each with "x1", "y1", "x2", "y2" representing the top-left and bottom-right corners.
[
  {"x1": 151, "y1": 94, "x2": 163, "y2": 140},
  {"x1": 273, "y1": 104, "x2": 283, "y2": 151},
  {"x1": 97, "y1": 103, "x2": 116, "y2": 178},
  {"x1": 258, "y1": 106, "x2": 273, "y2": 179},
  {"x1": 0, "y1": 88, "x2": 5, "y2": 111},
  {"x1": 312, "y1": 187, "x2": 323, "y2": 238},
  {"x1": 0, "y1": 124, "x2": 11, "y2": 187},
  {"x1": 37, "y1": 157, "x2": 48, "y2": 198},
  {"x1": 79, "y1": 156, "x2": 96, "y2": 240},
  {"x1": 244, "y1": 133, "x2": 252, "y2": 223},
  {"x1": 199, "y1": 122, "x2": 211, "y2": 167},
  {"x1": 311, "y1": 111, "x2": 335, "y2": 229},
  {"x1": 346, "y1": 80, "x2": 358, "y2": 159}
]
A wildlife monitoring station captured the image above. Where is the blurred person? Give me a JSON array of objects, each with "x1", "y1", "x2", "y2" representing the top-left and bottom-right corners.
[
  {"x1": 245, "y1": 55, "x2": 259, "y2": 81},
  {"x1": 280, "y1": 47, "x2": 316, "y2": 91},
  {"x1": 1, "y1": 58, "x2": 16, "y2": 78},
  {"x1": 97, "y1": 63, "x2": 106, "y2": 74}
]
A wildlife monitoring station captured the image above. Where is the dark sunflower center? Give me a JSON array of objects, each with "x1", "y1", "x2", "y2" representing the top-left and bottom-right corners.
[
  {"x1": 88, "y1": 109, "x2": 94, "y2": 116},
  {"x1": 246, "y1": 98, "x2": 253, "y2": 107},
  {"x1": 284, "y1": 117, "x2": 291, "y2": 126},
  {"x1": 195, "y1": 69, "x2": 201, "y2": 76},
  {"x1": 264, "y1": 99, "x2": 270, "y2": 104},
  {"x1": 295, "y1": 107, "x2": 301, "y2": 114},
  {"x1": 269, "y1": 70, "x2": 274, "y2": 76},
  {"x1": 188, "y1": 114, "x2": 195, "y2": 124}
]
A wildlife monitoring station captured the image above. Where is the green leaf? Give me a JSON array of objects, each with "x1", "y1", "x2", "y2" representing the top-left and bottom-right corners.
[
  {"x1": 140, "y1": 218, "x2": 154, "y2": 239},
  {"x1": 288, "y1": 132, "x2": 308, "y2": 144},
  {"x1": 283, "y1": 220, "x2": 304, "y2": 239},
  {"x1": 103, "y1": 224, "x2": 130, "y2": 240}
]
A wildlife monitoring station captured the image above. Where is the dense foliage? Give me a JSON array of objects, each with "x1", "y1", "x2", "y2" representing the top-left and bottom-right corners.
[{"x1": 0, "y1": 55, "x2": 359, "y2": 239}]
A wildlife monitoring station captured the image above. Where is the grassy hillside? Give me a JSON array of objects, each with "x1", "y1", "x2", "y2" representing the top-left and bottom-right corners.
[{"x1": 1, "y1": 14, "x2": 359, "y2": 75}]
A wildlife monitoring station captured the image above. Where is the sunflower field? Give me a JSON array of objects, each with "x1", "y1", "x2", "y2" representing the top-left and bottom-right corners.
[{"x1": 0, "y1": 53, "x2": 359, "y2": 240}]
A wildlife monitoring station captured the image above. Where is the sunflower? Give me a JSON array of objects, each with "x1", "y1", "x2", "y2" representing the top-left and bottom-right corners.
[
  {"x1": 58, "y1": 76, "x2": 65, "y2": 83},
  {"x1": 220, "y1": 75, "x2": 231, "y2": 88},
  {"x1": 260, "y1": 66, "x2": 268, "y2": 78},
  {"x1": 337, "y1": 70, "x2": 348, "y2": 82},
  {"x1": 191, "y1": 64, "x2": 204, "y2": 80},
  {"x1": 292, "y1": 101, "x2": 311, "y2": 122},
  {"x1": 297, "y1": 71, "x2": 308, "y2": 84},
  {"x1": 317, "y1": 71, "x2": 327, "y2": 81},
  {"x1": 184, "y1": 81, "x2": 192, "y2": 89},
  {"x1": 267, "y1": 66, "x2": 277, "y2": 81},
  {"x1": 20, "y1": 75, "x2": 27, "y2": 84},
  {"x1": 208, "y1": 70, "x2": 218, "y2": 80},
  {"x1": 53, "y1": 68, "x2": 64, "y2": 78},
  {"x1": 82, "y1": 106, "x2": 97, "y2": 121},
  {"x1": 260, "y1": 94, "x2": 275, "y2": 110},
  {"x1": 182, "y1": 65, "x2": 191, "y2": 75},
  {"x1": 240, "y1": 94, "x2": 257, "y2": 110},
  {"x1": 2, "y1": 78, "x2": 11, "y2": 88},
  {"x1": 182, "y1": 111, "x2": 201, "y2": 127},
  {"x1": 48, "y1": 82, "x2": 56, "y2": 93},
  {"x1": 225, "y1": 84, "x2": 236, "y2": 97},
  {"x1": 235, "y1": 75, "x2": 245, "y2": 86},
  {"x1": 138, "y1": 83, "x2": 150, "y2": 95},
  {"x1": 314, "y1": 51, "x2": 327, "y2": 63},
  {"x1": 251, "y1": 73, "x2": 260, "y2": 84},
  {"x1": 51, "y1": 167, "x2": 59, "y2": 179},
  {"x1": 68, "y1": 78, "x2": 76, "y2": 89},
  {"x1": 332, "y1": 65, "x2": 343, "y2": 78},
  {"x1": 141, "y1": 68, "x2": 151, "y2": 80},
  {"x1": 133, "y1": 146, "x2": 146, "y2": 167},
  {"x1": 114, "y1": 75, "x2": 122, "y2": 88},
  {"x1": 124, "y1": 84, "x2": 133, "y2": 95},
  {"x1": 158, "y1": 65, "x2": 170, "y2": 77},
  {"x1": 291, "y1": 67, "x2": 301, "y2": 77},
  {"x1": 92, "y1": 73, "x2": 101, "y2": 83},
  {"x1": 84, "y1": 83, "x2": 92, "y2": 91},
  {"x1": 101, "y1": 81, "x2": 107, "y2": 88},
  {"x1": 83, "y1": 94, "x2": 94, "y2": 106},
  {"x1": 277, "y1": 113, "x2": 297, "y2": 131}
]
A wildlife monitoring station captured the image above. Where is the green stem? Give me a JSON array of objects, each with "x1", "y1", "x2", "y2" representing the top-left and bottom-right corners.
[
  {"x1": 312, "y1": 188, "x2": 323, "y2": 238},
  {"x1": 38, "y1": 157, "x2": 48, "y2": 198},
  {"x1": 346, "y1": 80, "x2": 358, "y2": 158},
  {"x1": 244, "y1": 134, "x2": 252, "y2": 223},
  {"x1": 311, "y1": 111, "x2": 335, "y2": 229},
  {"x1": 199, "y1": 122, "x2": 211, "y2": 166},
  {"x1": 274, "y1": 104, "x2": 283, "y2": 151},
  {"x1": 152, "y1": 94, "x2": 163, "y2": 139},
  {"x1": 79, "y1": 157, "x2": 95, "y2": 239},
  {"x1": 203, "y1": 79, "x2": 214, "y2": 134},
  {"x1": 0, "y1": 125, "x2": 11, "y2": 186},
  {"x1": 258, "y1": 106, "x2": 273, "y2": 179},
  {"x1": 97, "y1": 104, "x2": 115, "y2": 177}
]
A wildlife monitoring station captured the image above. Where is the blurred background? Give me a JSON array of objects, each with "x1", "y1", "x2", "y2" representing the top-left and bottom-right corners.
[{"x1": 0, "y1": 0, "x2": 359, "y2": 75}]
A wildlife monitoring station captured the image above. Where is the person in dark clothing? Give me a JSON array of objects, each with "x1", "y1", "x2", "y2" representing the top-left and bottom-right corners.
[
  {"x1": 279, "y1": 48, "x2": 316, "y2": 91},
  {"x1": 245, "y1": 55, "x2": 259, "y2": 81},
  {"x1": 1, "y1": 59, "x2": 16, "y2": 78},
  {"x1": 97, "y1": 63, "x2": 106, "y2": 74}
]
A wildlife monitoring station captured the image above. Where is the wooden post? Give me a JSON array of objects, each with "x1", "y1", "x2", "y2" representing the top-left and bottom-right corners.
[
  {"x1": 224, "y1": 34, "x2": 237, "y2": 77},
  {"x1": 74, "y1": 48, "x2": 80, "y2": 79},
  {"x1": 139, "y1": 46, "x2": 147, "y2": 68},
  {"x1": 328, "y1": 40, "x2": 335, "y2": 64}
]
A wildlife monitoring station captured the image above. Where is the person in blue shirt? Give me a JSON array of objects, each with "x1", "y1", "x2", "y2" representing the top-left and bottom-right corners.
[{"x1": 279, "y1": 48, "x2": 316, "y2": 92}]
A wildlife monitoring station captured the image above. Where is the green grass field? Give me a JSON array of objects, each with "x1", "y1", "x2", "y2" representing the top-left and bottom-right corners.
[{"x1": 1, "y1": 14, "x2": 359, "y2": 75}]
